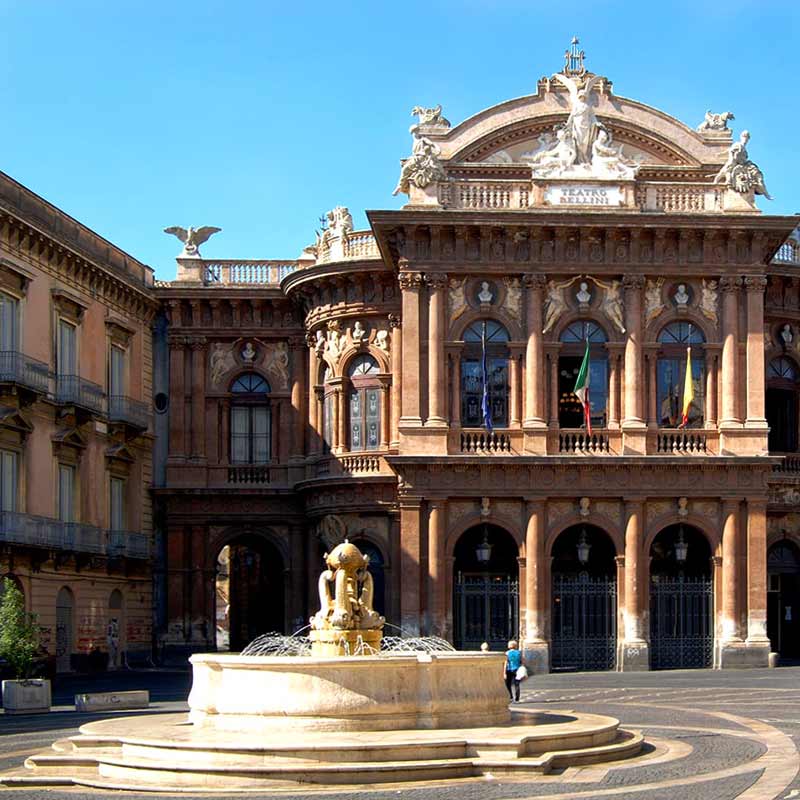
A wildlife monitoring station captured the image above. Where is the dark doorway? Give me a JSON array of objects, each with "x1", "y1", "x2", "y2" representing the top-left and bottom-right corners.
[
  {"x1": 767, "y1": 541, "x2": 800, "y2": 660},
  {"x1": 453, "y1": 524, "x2": 519, "y2": 651},
  {"x1": 649, "y1": 524, "x2": 713, "y2": 670},
  {"x1": 551, "y1": 525, "x2": 617, "y2": 672},
  {"x1": 767, "y1": 388, "x2": 798, "y2": 453},
  {"x1": 218, "y1": 534, "x2": 285, "y2": 652}
]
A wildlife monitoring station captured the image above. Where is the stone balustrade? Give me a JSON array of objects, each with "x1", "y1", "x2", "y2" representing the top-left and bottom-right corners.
[
  {"x1": 316, "y1": 230, "x2": 380, "y2": 264},
  {"x1": 558, "y1": 430, "x2": 611, "y2": 454},
  {"x1": 773, "y1": 238, "x2": 800, "y2": 266},
  {"x1": 656, "y1": 430, "x2": 708, "y2": 454},
  {"x1": 459, "y1": 431, "x2": 512, "y2": 453}
]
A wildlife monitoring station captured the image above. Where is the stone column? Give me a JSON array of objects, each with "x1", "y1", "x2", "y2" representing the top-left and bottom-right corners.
[
  {"x1": 168, "y1": 335, "x2": 186, "y2": 459},
  {"x1": 449, "y1": 346, "x2": 462, "y2": 428},
  {"x1": 720, "y1": 277, "x2": 742, "y2": 426},
  {"x1": 523, "y1": 500, "x2": 549, "y2": 673},
  {"x1": 427, "y1": 500, "x2": 446, "y2": 637},
  {"x1": 189, "y1": 338, "x2": 207, "y2": 460},
  {"x1": 721, "y1": 499, "x2": 742, "y2": 644},
  {"x1": 290, "y1": 338, "x2": 306, "y2": 461},
  {"x1": 523, "y1": 275, "x2": 546, "y2": 426},
  {"x1": 619, "y1": 499, "x2": 649, "y2": 670},
  {"x1": 426, "y1": 274, "x2": 448, "y2": 426},
  {"x1": 379, "y1": 381, "x2": 390, "y2": 450},
  {"x1": 399, "y1": 498, "x2": 422, "y2": 635},
  {"x1": 622, "y1": 276, "x2": 645, "y2": 428},
  {"x1": 547, "y1": 346, "x2": 561, "y2": 426},
  {"x1": 336, "y1": 384, "x2": 348, "y2": 453},
  {"x1": 704, "y1": 346, "x2": 719, "y2": 429},
  {"x1": 399, "y1": 272, "x2": 424, "y2": 427},
  {"x1": 389, "y1": 314, "x2": 402, "y2": 449},
  {"x1": 508, "y1": 347, "x2": 522, "y2": 427},
  {"x1": 745, "y1": 498, "x2": 770, "y2": 665},
  {"x1": 331, "y1": 386, "x2": 341, "y2": 452},
  {"x1": 744, "y1": 276, "x2": 768, "y2": 429},
  {"x1": 307, "y1": 345, "x2": 320, "y2": 455},
  {"x1": 644, "y1": 346, "x2": 658, "y2": 427},
  {"x1": 607, "y1": 345, "x2": 622, "y2": 429}
]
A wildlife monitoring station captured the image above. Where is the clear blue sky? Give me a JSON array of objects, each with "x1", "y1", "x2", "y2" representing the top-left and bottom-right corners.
[{"x1": 1, "y1": 1, "x2": 798, "y2": 281}]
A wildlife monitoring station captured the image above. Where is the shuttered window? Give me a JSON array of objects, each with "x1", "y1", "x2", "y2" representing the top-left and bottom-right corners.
[
  {"x1": 0, "y1": 450, "x2": 18, "y2": 512},
  {"x1": 110, "y1": 477, "x2": 125, "y2": 531},
  {"x1": 0, "y1": 293, "x2": 19, "y2": 351},
  {"x1": 58, "y1": 464, "x2": 75, "y2": 522},
  {"x1": 110, "y1": 346, "x2": 125, "y2": 396},
  {"x1": 58, "y1": 320, "x2": 76, "y2": 376}
]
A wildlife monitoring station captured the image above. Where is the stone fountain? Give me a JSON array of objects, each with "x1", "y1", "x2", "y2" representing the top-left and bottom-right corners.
[{"x1": 6, "y1": 542, "x2": 645, "y2": 791}]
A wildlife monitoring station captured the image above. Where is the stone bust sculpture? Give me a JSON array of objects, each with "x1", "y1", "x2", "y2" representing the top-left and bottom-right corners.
[
  {"x1": 674, "y1": 284, "x2": 690, "y2": 306},
  {"x1": 576, "y1": 281, "x2": 591, "y2": 305},
  {"x1": 781, "y1": 324, "x2": 793, "y2": 346},
  {"x1": 241, "y1": 342, "x2": 256, "y2": 362},
  {"x1": 478, "y1": 281, "x2": 493, "y2": 304},
  {"x1": 352, "y1": 321, "x2": 366, "y2": 343}
]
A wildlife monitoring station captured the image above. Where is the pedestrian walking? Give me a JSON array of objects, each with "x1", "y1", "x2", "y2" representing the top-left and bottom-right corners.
[{"x1": 504, "y1": 639, "x2": 523, "y2": 702}]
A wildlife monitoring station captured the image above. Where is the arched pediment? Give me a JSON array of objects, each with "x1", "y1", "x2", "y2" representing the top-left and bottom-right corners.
[{"x1": 434, "y1": 85, "x2": 729, "y2": 171}]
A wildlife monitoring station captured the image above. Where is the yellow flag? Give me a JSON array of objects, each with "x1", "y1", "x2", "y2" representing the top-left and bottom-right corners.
[{"x1": 680, "y1": 345, "x2": 693, "y2": 428}]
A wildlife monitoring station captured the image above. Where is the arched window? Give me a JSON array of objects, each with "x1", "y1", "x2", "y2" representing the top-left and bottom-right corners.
[
  {"x1": 460, "y1": 320, "x2": 510, "y2": 428},
  {"x1": 348, "y1": 355, "x2": 381, "y2": 451},
  {"x1": 657, "y1": 322, "x2": 705, "y2": 428},
  {"x1": 767, "y1": 356, "x2": 799, "y2": 452},
  {"x1": 558, "y1": 321, "x2": 608, "y2": 428},
  {"x1": 230, "y1": 372, "x2": 271, "y2": 464}
]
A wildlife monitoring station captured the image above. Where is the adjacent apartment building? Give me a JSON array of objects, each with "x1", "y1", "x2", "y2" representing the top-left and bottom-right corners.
[{"x1": 0, "y1": 171, "x2": 157, "y2": 671}]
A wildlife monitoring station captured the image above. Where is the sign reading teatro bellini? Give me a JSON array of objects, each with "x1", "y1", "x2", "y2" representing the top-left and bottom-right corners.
[{"x1": 544, "y1": 184, "x2": 624, "y2": 206}]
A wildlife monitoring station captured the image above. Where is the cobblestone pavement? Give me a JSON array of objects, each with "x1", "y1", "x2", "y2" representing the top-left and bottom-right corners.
[{"x1": 1, "y1": 667, "x2": 799, "y2": 799}]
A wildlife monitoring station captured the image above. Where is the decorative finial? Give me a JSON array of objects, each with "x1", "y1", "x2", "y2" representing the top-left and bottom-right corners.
[{"x1": 563, "y1": 36, "x2": 586, "y2": 77}]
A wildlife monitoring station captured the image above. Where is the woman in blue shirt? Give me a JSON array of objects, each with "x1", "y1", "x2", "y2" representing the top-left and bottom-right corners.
[{"x1": 504, "y1": 639, "x2": 522, "y2": 702}]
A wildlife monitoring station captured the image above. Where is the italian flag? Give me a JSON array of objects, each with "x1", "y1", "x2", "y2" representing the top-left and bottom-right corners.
[
  {"x1": 573, "y1": 340, "x2": 592, "y2": 435},
  {"x1": 679, "y1": 345, "x2": 694, "y2": 429}
]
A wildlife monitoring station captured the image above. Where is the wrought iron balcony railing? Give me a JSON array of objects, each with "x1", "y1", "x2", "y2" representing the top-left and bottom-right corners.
[
  {"x1": 55, "y1": 374, "x2": 105, "y2": 414},
  {"x1": 227, "y1": 465, "x2": 271, "y2": 484},
  {"x1": 0, "y1": 511, "x2": 150, "y2": 559},
  {"x1": 0, "y1": 350, "x2": 50, "y2": 394},
  {"x1": 108, "y1": 395, "x2": 150, "y2": 430}
]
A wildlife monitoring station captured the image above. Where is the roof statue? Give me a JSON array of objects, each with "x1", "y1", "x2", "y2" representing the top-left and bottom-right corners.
[
  {"x1": 164, "y1": 225, "x2": 222, "y2": 258},
  {"x1": 697, "y1": 110, "x2": 735, "y2": 132},
  {"x1": 713, "y1": 130, "x2": 771, "y2": 199},
  {"x1": 393, "y1": 122, "x2": 447, "y2": 197},
  {"x1": 412, "y1": 104, "x2": 450, "y2": 129},
  {"x1": 524, "y1": 39, "x2": 639, "y2": 180}
]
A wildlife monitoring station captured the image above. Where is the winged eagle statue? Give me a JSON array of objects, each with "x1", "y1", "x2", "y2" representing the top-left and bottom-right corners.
[{"x1": 163, "y1": 225, "x2": 222, "y2": 258}]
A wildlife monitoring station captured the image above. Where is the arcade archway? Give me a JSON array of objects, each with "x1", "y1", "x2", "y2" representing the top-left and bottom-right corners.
[
  {"x1": 767, "y1": 540, "x2": 800, "y2": 660},
  {"x1": 551, "y1": 524, "x2": 617, "y2": 672},
  {"x1": 215, "y1": 533, "x2": 285, "y2": 652},
  {"x1": 453, "y1": 524, "x2": 519, "y2": 651},
  {"x1": 649, "y1": 524, "x2": 713, "y2": 670}
]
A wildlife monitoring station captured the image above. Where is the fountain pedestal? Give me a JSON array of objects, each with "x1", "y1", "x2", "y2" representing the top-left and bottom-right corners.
[{"x1": 309, "y1": 628, "x2": 382, "y2": 657}]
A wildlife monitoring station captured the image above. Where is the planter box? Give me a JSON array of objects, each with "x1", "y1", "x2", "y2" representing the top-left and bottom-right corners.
[{"x1": 2, "y1": 679, "x2": 51, "y2": 714}]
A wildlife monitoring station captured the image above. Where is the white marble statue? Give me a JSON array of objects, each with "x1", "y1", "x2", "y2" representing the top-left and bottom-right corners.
[
  {"x1": 478, "y1": 281, "x2": 493, "y2": 304},
  {"x1": 645, "y1": 278, "x2": 665, "y2": 325},
  {"x1": 314, "y1": 330, "x2": 326, "y2": 356},
  {"x1": 528, "y1": 125, "x2": 577, "y2": 177},
  {"x1": 714, "y1": 131, "x2": 771, "y2": 199},
  {"x1": 327, "y1": 323, "x2": 341, "y2": 359},
  {"x1": 576, "y1": 281, "x2": 592, "y2": 306},
  {"x1": 590, "y1": 129, "x2": 638, "y2": 179},
  {"x1": 163, "y1": 225, "x2": 222, "y2": 258},
  {"x1": 393, "y1": 127, "x2": 447, "y2": 196},
  {"x1": 700, "y1": 279, "x2": 719, "y2": 326},
  {"x1": 241, "y1": 341, "x2": 257, "y2": 362},
  {"x1": 352, "y1": 321, "x2": 366, "y2": 343},
  {"x1": 412, "y1": 104, "x2": 450, "y2": 128},
  {"x1": 594, "y1": 277, "x2": 626, "y2": 334},
  {"x1": 375, "y1": 329, "x2": 389, "y2": 353},
  {"x1": 781, "y1": 324, "x2": 793, "y2": 346},
  {"x1": 210, "y1": 343, "x2": 235, "y2": 386},
  {"x1": 674, "y1": 284, "x2": 690, "y2": 307},
  {"x1": 697, "y1": 110, "x2": 734, "y2": 132},
  {"x1": 268, "y1": 341, "x2": 289, "y2": 389},
  {"x1": 448, "y1": 278, "x2": 468, "y2": 322},
  {"x1": 542, "y1": 278, "x2": 576, "y2": 334},
  {"x1": 551, "y1": 72, "x2": 605, "y2": 164}
]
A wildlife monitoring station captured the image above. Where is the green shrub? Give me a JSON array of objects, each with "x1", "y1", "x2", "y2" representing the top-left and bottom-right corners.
[{"x1": 0, "y1": 577, "x2": 40, "y2": 679}]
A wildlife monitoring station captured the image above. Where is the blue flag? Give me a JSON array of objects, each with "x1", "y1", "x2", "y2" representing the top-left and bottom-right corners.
[{"x1": 481, "y1": 321, "x2": 493, "y2": 431}]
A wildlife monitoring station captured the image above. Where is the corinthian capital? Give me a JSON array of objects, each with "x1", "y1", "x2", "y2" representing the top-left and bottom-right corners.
[
  {"x1": 719, "y1": 276, "x2": 742, "y2": 293},
  {"x1": 744, "y1": 275, "x2": 767, "y2": 293},
  {"x1": 398, "y1": 271, "x2": 425, "y2": 291},
  {"x1": 522, "y1": 274, "x2": 547, "y2": 291},
  {"x1": 622, "y1": 275, "x2": 645, "y2": 291},
  {"x1": 425, "y1": 273, "x2": 448, "y2": 290}
]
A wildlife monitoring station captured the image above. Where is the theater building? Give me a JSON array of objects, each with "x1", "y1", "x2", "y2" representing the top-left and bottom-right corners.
[
  {"x1": 154, "y1": 44, "x2": 800, "y2": 671},
  {"x1": 0, "y1": 171, "x2": 157, "y2": 671}
]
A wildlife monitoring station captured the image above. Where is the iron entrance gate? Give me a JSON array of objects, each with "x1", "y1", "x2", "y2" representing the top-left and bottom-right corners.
[
  {"x1": 650, "y1": 575, "x2": 713, "y2": 669},
  {"x1": 551, "y1": 573, "x2": 617, "y2": 671},
  {"x1": 454, "y1": 574, "x2": 519, "y2": 651}
]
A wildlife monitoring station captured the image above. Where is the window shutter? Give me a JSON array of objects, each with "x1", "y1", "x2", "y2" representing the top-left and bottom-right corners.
[
  {"x1": 59, "y1": 321, "x2": 76, "y2": 376},
  {"x1": 110, "y1": 347, "x2": 125, "y2": 396},
  {"x1": 0, "y1": 294, "x2": 18, "y2": 351},
  {"x1": 0, "y1": 450, "x2": 17, "y2": 513},
  {"x1": 59, "y1": 465, "x2": 75, "y2": 522}
]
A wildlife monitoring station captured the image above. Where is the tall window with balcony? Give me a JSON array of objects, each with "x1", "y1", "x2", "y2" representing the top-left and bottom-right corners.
[
  {"x1": 109, "y1": 476, "x2": 126, "y2": 557},
  {"x1": 657, "y1": 322, "x2": 705, "y2": 428},
  {"x1": 230, "y1": 373, "x2": 271, "y2": 465},
  {"x1": 0, "y1": 449, "x2": 18, "y2": 513},
  {"x1": 0, "y1": 292, "x2": 19, "y2": 383},
  {"x1": 767, "y1": 356, "x2": 799, "y2": 452},
  {"x1": 461, "y1": 320, "x2": 509, "y2": 428},
  {"x1": 57, "y1": 319, "x2": 77, "y2": 403},
  {"x1": 348, "y1": 355, "x2": 381, "y2": 451},
  {"x1": 58, "y1": 464, "x2": 75, "y2": 523},
  {"x1": 109, "y1": 344, "x2": 125, "y2": 419},
  {"x1": 558, "y1": 321, "x2": 609, "y2": 428}
]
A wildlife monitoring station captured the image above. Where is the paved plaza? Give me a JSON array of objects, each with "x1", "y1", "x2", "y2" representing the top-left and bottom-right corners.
[{"x1": 1, "y1": 667, "x2": 799, "y2": 799}]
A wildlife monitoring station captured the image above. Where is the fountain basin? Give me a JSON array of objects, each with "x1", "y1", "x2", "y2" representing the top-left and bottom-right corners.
[{"x1": 188, "y1": 651, "x2": 510, "y2": 732}]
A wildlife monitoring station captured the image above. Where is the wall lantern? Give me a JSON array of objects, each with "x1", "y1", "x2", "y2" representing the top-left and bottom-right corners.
[
  {"x1": 576, "y1": 528, "x2": 592, "y2": 565},
  {"x1": 675, "y1": 526, "x2": 689, "y2": 564},
  {"x1": 476, "y1": 526, "x2": 493, "y2": 564}
]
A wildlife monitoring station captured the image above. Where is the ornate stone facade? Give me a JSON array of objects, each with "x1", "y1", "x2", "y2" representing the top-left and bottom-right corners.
[{"x1": 152, "y1": 44, "x2": 800, "y2": 673}]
